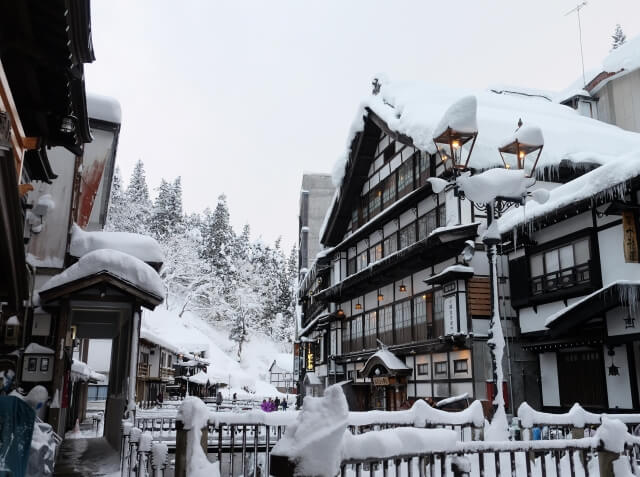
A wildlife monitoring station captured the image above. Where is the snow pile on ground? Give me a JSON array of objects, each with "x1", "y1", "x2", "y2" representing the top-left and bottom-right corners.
[
  {"x1": 272, "y1": 385, "x2": 349, "y2": 477},
  {"x1": 141, "y1": 306, "x2": 290, "y2": 399},
  {"x1": 40, "y1": 249, "x2": 165, "y2": 299},
  {"x1": 69, "y1": 224, "x2": 164, "y2": 263}
]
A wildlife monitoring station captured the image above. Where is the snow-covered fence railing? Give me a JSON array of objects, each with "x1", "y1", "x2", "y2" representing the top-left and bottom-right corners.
[
  {"x1": 272, "y1": 419, "x2": 640, "y2": 477},
  {"x1": 518, "y1": 402, "x2": 640, "y2": 439},
  {"x1": 120, "y1": 424, "x2": 169, "y2": 477}
]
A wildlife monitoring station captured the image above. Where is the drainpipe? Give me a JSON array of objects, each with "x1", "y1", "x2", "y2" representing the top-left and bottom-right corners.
[{"x1": 128, "y1": 309, "x2": 140, "y2": 412}]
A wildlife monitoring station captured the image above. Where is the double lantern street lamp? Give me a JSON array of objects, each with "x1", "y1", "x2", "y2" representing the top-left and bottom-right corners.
[{"x1": 432, "y1": 96, "x2": 545, "y2": 431}]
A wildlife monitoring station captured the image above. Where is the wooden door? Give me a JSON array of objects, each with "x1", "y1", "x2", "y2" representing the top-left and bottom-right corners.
[{"x1": 557, "y1": 350, "x2": 606, "y2": 408}]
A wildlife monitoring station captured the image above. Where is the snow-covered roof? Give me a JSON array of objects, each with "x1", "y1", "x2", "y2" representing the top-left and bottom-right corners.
[
  {"x1": 71, "y1": 359, "x2": 106, "y2": 382},
  {"x1": 40, "y1": 249, "x2": 165, "y2": 299},
  {"x1": 365, "y1": 349, "x2": 410, "y2": 372},
  {"x1": 498, "y1": 153, "x2": 640, "y2": 233},
  {"x1": 424, "y1": 265, "x2": 474, "y2": 285},
  {"x1": 270, "y1": 353, "x2": 293, "y2": 373},
  {"x1": 303, "y1": 371, "x2": 322, "y2": 386},
  {"x1": 70, "y1": 224, "x2": 164, "y2": 264},
  {"x1": 5, "y1": 316, "x2": 20, "y2": 326},
  {"x1": 87, "y1": 93, "x2": 122, "y2": 124},
  {"x1": 24, "y1": 343, "x2": 54, "y2": 355},
  {"x1": 435, "y1": 393, "x2": 469, "y2": 408}
]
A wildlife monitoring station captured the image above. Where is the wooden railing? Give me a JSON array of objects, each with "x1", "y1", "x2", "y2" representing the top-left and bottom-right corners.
[
  {"x1": 137, "y1": 362, "x2": 149, "y2": 377},
  {"x1": 160, "y1": 366, "x2": 174, "y2": 380}
]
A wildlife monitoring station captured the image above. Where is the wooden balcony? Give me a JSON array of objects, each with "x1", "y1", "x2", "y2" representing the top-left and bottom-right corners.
[
  {"x1": 160, "y1": 367, "x2": 175, "y2": 381},
  {"x1": 137, "y1": 362, "x2": 149, "y2": 378}
]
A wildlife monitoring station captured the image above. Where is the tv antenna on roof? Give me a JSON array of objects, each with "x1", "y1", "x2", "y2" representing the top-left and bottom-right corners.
[{"x1": 565, "y1": 1, "x2": 588, "y2": 87}]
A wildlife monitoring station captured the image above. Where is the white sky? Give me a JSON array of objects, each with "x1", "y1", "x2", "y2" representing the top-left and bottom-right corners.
[{"x1": 85, "y1": 0, "x2": 640, "y2": 250}]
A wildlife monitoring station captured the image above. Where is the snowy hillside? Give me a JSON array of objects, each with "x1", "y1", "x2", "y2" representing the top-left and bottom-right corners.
[{"x1": 141, "y1": 306, "x2": 293, "y2": 399}]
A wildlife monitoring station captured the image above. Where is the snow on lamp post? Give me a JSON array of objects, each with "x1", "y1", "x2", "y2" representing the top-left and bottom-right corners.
[{"x1": 431, "y1": 96, "x2": 547, "y2": 439}]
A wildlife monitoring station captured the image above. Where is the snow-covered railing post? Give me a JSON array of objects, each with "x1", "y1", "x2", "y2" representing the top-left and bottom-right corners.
[
  {"x1": 150, "y1": 441, "x2": 168, "y2": 477},
  {"x1": 138, "y1": 431, "x2": 153, "y2": 477},
  {"x1": 175, "y1": 397, "x2": 215, "y2": 477},
  {"x1": 128, "y1": 427, "x2": 142, "y2": 477},
  {"x1": 596, "y1": 417, "x2": 629, "y2": 477},
  {"x1": 121, "y1": 420, "x2": 133, "y2": 475}
]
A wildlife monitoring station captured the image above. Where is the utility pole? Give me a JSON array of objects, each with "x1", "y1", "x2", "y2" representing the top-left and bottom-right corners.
[{"x1": 565, "y1": 1, "x2": 588, "y2": 86}]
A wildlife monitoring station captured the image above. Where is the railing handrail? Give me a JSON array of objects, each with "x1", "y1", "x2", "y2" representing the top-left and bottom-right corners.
[{"x1": 517, "y1": 402, "x2": 640, "y2": 428}]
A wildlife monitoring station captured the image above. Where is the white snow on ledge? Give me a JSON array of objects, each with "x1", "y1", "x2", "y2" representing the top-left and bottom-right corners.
[
  {"x1": 498, "y1": 153, "x2": 640, "y2": 234},
  {"x1": 70, "y1": 224, "x2": 164, "y2": 264},
  {"x1": 40, "y1": 249, "x2": 165, "y2": 299}
]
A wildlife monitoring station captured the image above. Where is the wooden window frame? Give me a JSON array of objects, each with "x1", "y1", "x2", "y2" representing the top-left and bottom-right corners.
[
  {"x1": 417, "y1": 363, "x2": 429, "y2": 376},
  {"x1": 453, "y1": 359, "x2": 468, "y2": 374},
  {"x1": 434, "y1": 361, "x2": 447, "y2": 376}
]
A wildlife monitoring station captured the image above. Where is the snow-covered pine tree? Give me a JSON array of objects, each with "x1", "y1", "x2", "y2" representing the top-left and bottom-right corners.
[
  {"x1": 201, "y1": 194, "x2": 236, "y2": 277},
  {"x1": 105, "y1": 166, "x2": 127, "y2": 231},
  {"x1": 611, "y1": 24, "x2": 626, "y2": 50},
  {"x1": 124, "y1": 159, "x2": 152, "y2": 234},
  {"x1": 150, "y1": 179, "x2": 173, "y2": 238}
]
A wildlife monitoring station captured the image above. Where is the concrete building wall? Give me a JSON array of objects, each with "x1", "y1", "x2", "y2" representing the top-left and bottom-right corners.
[
  {"x1": 299, "y1": 174, "x2": 335, "y2": 273},
  {"x1": 595, "y1": 70, "x2": 640, "y2": 133}
]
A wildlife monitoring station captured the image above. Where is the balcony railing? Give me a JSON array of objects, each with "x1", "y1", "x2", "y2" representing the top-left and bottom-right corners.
[
  {"x1": 137, "y1": 362, "x2": 150, "y2": 377},
  {"x1": 531, "y1": 262, "x2": 591, "y2": 296},
  {"x1": 160, "y1": 367, "x2": 175, "y2": 381}
]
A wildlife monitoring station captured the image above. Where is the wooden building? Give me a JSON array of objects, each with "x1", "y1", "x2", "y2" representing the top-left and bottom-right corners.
[{"x1": 499, "y1": 165, "x2": 640, "y2": 412}]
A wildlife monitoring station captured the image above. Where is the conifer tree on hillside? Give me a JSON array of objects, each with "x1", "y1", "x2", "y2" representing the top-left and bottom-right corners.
[
  {"x1": 151, "y1": 179, "x2": 173, "y2": 238},
  {"x1": 124, "y1": 159, "x2": 152, "y2": 234},
  {"x1": 105, "y1": 166, "x2": 127, "y2": 231},
  {"x1": 611, "y1": 24, "x2": 627, "y2": 50},
  {"x1": 202, "y1": 194, "x2": 236, "y2": 277}
]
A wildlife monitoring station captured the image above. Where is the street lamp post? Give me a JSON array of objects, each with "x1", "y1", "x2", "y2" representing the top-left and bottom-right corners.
[{"x1": 432, "y1": 99, "x2": 545, "y2": 436}]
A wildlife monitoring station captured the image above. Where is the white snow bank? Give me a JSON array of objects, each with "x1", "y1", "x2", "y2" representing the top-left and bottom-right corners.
[
  {"x1": 24, "y1": 343, "x2": 54, "y2": 355},
  {"x1": 40, "y1": 249, "x2": 165, "y2": 299},
  {"x1": 6, "y1": 315, "x2": 20, "y2": 326},
  {"x1": 141, "y1": 306, "x2": 290, "y2": 396},
  {"x1": 272, "y1": 385, "x2": 349, "y2": 477},
  {"x1": 342, "y1": 427, "x2": 457, "y2": 460},
  {"x1": 433, "y1": 95, "x2": 478, "y2": 138},
  {"x1": 498, "y1": 153, "x2": 640, "y2": 234},
  {"x1": 499, "y1": 125, "x2": 544, "y2": 149},
  {"x1": 70, "y1": 224, "x2": 164, "y2": 263}
]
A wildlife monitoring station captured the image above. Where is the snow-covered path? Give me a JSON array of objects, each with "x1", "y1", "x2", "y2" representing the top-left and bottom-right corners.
[{"x1": 53, "y1": 437, "x2": 120, "y2": 477}]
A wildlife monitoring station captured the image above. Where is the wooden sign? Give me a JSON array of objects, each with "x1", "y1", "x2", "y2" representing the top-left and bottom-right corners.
[
  {"x1": 373, "y1": 376, "x2": 389, "y2": 386},
  {"x1": 444, "y1": 296, "x2": 458, "y2": 335},
  {"x1": 622, "y1": 211, "x2": 639, "y2": 263}
]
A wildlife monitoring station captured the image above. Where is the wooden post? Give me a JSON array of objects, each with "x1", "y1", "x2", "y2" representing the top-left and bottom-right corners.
[
  {"x1": 175, "y1": 419, "x2": 209, "y2": 477},
  {"x1": 598, "y1": 448, "x2": 617, "y2": 477}
]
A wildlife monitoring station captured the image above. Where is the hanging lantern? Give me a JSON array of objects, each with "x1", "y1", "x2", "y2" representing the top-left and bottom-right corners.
[
  {"x1": 377, "y1": 293, "x2": 384, "y2": 302},
  {"x1": 498, "y1": 123, "x2": 544, "y2": 178},
  {"x1": 432, "y1": 96, "x2": 478, "y2": 171},
  {"x1": 336, "y1": 308, "x2": 345, "y2": 318},
  {"x1": 399, "y1": 283, "x2": 407, "y2": 293},
  {"x1": 355, "y1": 302, "x2": 363, "y2": 311},
  {"x1": 607, "y1": 346, "x2": 620, "y2": 376}
]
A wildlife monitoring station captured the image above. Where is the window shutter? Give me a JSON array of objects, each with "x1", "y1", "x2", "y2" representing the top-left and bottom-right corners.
[{"x1": 509, "y1": 256, "x2": 530, "y2": 307}]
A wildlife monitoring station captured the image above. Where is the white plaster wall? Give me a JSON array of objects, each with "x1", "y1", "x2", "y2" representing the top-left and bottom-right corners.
[
  {"x1": 539, "y1": 352, "x2": 560, "y2": 406},
  {"x1": 604, "y1": 344, "x2": 633, "y2": 409},
  {"x1": 87, "y1": 339, "x2": 112, "y2": 373},
  {"x1": 449, "y1": 349, "x2": 472, "y2": 379},
  {"x1": 415, "y1": 382, "x2": 432, "y2": 398},
  {"x1": 450, "y1": 382, "x2": 473, "y2": 397},
  {"x1": 535, "y1": 213, "x2": 592, "y2": 245},
  {"x1": 598, "y1": 225, "x2": 640, "y2": 284},
  {"x1": 606, "y1": 307, "x2": 640, "y2": 337},
  {"x1": 520, "y1": 298, "x2": 583, "y2": 334}
]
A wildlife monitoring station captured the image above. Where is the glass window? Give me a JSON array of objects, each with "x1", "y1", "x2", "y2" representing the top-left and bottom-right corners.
[
  {"x1": 383, "y1": 233, "x2": 398, "y2": 257},
  {"x1": 357, "y1": 251, "x2": 368, "y2": 272},
  {"x1": 416, "y1": 153, "x2": 430, "y2": 186},
  {"x1": 559, "y1": 245, "x2": 574, "y2": 269},
  {"x1": 347, "y1": 257, "x2": 357, "y2": 276},
  {"x1": 433, "y1": 289, "x2": 444, "y2": 337},
  {"x1": 574, "y1": 238, "x2": 590, "y2": 264},
  {"x1": 418, "y1": 209, "x2": 438, "y2": 240},
  {"x1": 545, "y1": 250, "x2": 560, "y2": 273},
  {"x1": 417, "y1": 363, "x2": 429, "y2": 376},
  {"x1": 529, "y1": 237, "x2": 591, "y2": 295},
  {"x1": 438, "y1": 203, "x2": 446, "y2": 228},
  {"x1": 369, "y1": 187, "x2": 382, "y2": 216},
  {"x1": 364, "y1": 311, "x2": 377, "y2": 349},
  {"x1": 351, "y1": 317, "x2": 363, "y2": 351},
  {"x1": 394, "y1": 300, "x2": 412, "y2": 344},
  {"x1": 28, "y1": 358, "x2": 37, "y2": 372},
  {"x1": 530, "y1": 254, "x2": 544, "y2": 277},
  {"x1": 434, "y1": 361, "x2": 448, "y2": 375},
  {"x1": 454, "y1": 359, "x2": 468, "y2": 373},
  {"x1": 398, "y1": 159, "x2": 414, "y2": 197},
  {"x1": 399, "y1": 224, "x2": 416, "y2": 249},
  {"x1": 414, "y1": 294, "x2": 433, "y2": 340},
  {"x1": 40, "y1": 358, "x2": 49, "y2": 372},
  {"x1": 342, "y1": 322, "x2": 351, "y2": 354},
  {"x1": 378, "y1": 305, "x2": 393, "y2": 346},
  {"x1": 383, "y1": 142, "x2": 396, "y2": 162},
  {"x1": 383, "y1": 174, "x2": 396, "y2": 209},
  {"x1": 370, "y1": 244, "x2": 383, "y2": 263},
  {"x1": 351, "y1": 208, "x2": 358, "y2": 231}
]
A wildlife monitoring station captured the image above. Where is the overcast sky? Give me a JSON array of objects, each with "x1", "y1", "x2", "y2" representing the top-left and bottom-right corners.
[{"x1": 85, "y1": 0, "x2": 640, "y2": 250}]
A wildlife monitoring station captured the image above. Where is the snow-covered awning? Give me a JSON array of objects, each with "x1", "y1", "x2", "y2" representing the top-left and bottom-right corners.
[
  {"x1": 71, "y1": 359, "x2": 106, "y2": 383},
  {"x1": 270, "y1": 353, "x2": 293, "y2": 374},
  {"x1": 544, "y1": 281, "x2": 640, "y2": 337},
  {"x1": 303, "y1": 372, "x2": 322, "y2": 386},
  {"x1": 39, "y1": 249, "x2": 164, "y2": 307},
  {"x1": 70, "y1": 224, "x2": 164, "y2": 268},
  {"x1": 424, "y1": 265, "x2": 474, "y2": 286},
  {"x1": 361, "y1": 349, "x2": 411, "y2": 378},
  {"x1": 24, "y1": 343, "x2": 54, "y2": 355}
]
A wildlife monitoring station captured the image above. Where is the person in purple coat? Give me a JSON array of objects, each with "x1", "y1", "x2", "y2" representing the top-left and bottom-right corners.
[{"x1": 261, "y1": 399, "x2": 269, "y2": 412}]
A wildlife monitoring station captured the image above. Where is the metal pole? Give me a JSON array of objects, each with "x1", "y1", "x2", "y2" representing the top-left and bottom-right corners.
[
  {"x1": 128, "y1": 310, "x2": 140, "y2": 412},
  {"x1": 484, "y1": 202, "x2": 499, "y2": 416}
]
